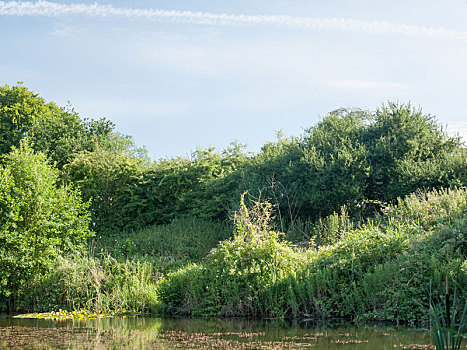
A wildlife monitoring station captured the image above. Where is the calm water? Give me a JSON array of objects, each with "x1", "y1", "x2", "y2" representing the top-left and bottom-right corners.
[{"x1": 0, "y1": 315, "x2": 434, "y2": 349}]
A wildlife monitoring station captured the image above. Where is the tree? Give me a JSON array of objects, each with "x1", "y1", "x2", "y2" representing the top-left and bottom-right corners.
[
  {"x1": 0, "y1": 83, "x2": 60, "y2": 155},
  {"x1": 0, "y1": 142, "x2": 92, "y2": 310},
  {"x1": 365, "y1": 102, "x2": 465, "y2": 202},
  {"x1": 0, "y1": 83, "x2": 119, "y2": 169},
  {"x1": 64, "y1": 133, "x2": 148, "y2": 233},
  {"x1": 29, "y1": 111, "x2": 116, "y2": 169},
  {"x1": 297, "y1": 108, "x2": 371, "y2": 219}
]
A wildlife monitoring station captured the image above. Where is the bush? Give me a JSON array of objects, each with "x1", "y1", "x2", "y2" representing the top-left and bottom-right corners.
[
  {"x1": 0, "y1": 142, "x2": 92, "y2": 311},
  {"x1": 280, "y1": 188, "x2": 467, "y2": 324}
]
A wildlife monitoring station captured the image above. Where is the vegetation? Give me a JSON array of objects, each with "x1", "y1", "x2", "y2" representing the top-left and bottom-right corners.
[
  {"x1": 96, "y1": 216, "x2": 232, "y2": 272},
  {"x1": 158, "y1": 188, "x2": 467, "y2": 325},
  {"x1": 0, "y1": 83, "x2": 465, "y2": 333},
  {"x1": 428, "y1": 296, "x2": 467, "y2": 350},
  {"x1": 19, "y1": 252, "x2": 158, "y2": 314},
  {"x1": 157, "y1": 194, "x2": 304, "y2": 317},
  {"x1": 13, "y1": 308, "x2": 141, "y2": 320},
  {"x1": 0, "y1": 141, "x2": 92, "y2": 311}
]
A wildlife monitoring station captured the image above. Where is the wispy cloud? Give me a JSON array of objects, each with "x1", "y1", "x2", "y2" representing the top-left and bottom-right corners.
[{"x1": 1, "y1": 1, "x2": 467, "y2": 41}]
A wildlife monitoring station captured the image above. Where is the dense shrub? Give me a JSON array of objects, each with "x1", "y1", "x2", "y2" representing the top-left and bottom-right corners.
[
  {"x1": 282, "y1": 188, "x2": 467, "y2": 324},
  {"x1": 0, "y1": 142, "x2": 92, "y2": 311},
  {"x1": 115, "y1": 145, "x2": 248, "y2": 231}
]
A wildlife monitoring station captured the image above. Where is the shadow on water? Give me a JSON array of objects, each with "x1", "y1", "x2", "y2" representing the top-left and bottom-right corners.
[{"x1": 0, "y1": 314, "x2": 433, "y2": 349}]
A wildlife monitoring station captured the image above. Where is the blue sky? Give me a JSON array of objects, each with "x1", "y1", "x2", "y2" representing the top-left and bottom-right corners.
[{"x1": 1, "y1": 0, "x2": 467, "y2": 159}]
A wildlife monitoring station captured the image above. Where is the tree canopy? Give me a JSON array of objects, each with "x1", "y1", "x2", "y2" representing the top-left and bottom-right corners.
[{"x1": 1, "y1": 84, "x2": 465, "y2": 234}]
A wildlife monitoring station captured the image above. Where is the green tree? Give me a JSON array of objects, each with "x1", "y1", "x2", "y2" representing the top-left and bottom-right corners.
[
  {"x1": 0, "y1": 84, "x2": 60, "y2": 155},
  {"x1": 365, "y1": 102, "x2": 465, "y2": 202},
  {"x1": 30, "y1": 112, "x2": 116, "y2": 169},
  {"x1": 64, "y1": 133, "x2": 148, "y2": 233},
  {"x1": 0, "y1": 142, "x2": 92, "y2": 310},
  {"x1": 236, "y1": 104, "x2": 465, "y2": 226},
  {"x1": 0, "y1": 83, "x2": 118, "y2": 169},
  {"x1": 297, "y1": 108, "x2": 371, "y2": 219}
]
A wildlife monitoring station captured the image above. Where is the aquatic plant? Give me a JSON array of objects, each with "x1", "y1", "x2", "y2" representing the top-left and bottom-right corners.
[
  {"x1": 428, "y1": 296, "x2": 466, "y2": 350},
  {"x1": 13, "y1": 308, "x2": 141, "y2": 320}
]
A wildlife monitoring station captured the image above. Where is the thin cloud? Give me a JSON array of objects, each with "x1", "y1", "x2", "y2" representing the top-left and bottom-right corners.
[{"x1": 1, "y1": 1, "x2": 467, "y2": 41}]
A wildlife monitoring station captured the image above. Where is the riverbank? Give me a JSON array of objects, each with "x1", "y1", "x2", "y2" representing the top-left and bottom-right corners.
[{"x1": 10, "y1": 188, "x2": 467, "y2": 327}]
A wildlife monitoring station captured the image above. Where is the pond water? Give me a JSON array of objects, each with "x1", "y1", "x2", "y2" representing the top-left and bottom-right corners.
[{"x1": 0, "y1": 315, "x2": 434, "y2": 349}]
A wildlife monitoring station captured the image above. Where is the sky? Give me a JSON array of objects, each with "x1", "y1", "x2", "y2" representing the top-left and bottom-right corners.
[{"x1": 1, "y1": 0, "x2": 467, "y2": 159}]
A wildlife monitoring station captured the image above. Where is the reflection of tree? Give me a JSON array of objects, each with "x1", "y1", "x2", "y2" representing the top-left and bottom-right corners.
[{"x1": 0, "y1": 318, "x2": 432, "y2": 349}]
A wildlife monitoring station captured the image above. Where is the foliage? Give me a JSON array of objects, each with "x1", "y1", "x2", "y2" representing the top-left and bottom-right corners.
[
  {"x1": 2, "y1": 83, "x2": 466, "y2": 326},
  {"x1": 364, "y1": 103, "x2": 465, "y2": 202},
  {"x1": 30, "y1": 113, "x2": 116, "y2": 168},
  {"x1": 157, "y1": 194, "x2": 305, "y2": 317},
  {"x1": 116, "y1": 144, "x2": 248, "y2": 231},
  {"x1": 0, "y1": 142, "x2": 92, "y2": 311},
  {"x1": 96, "y1": 216, "x2": 232, "y2": 272},
  {"x1": 0, "y1": 84, "x2": 119, "y2": 168},
  {"x1": 64, "y1": 136, "x2": 148, "y2": 233},
  {"x1": 14, "y1": 308, "x2": 141, "y2": 320},
  {"x1": 0, "y1": 84, "x2": 57, "y2": 155},
  {"x1": 3, "y1": 83, "x2": 465, "y2": 237},
  {"x1": 296, "y1": 108, "x2": 371, "y2": 219},
  {"x1": 234, "y1": 136, "x2": 302, "y2": 229},
  {"x1": 158, "y1": 188, "x2": 466, "y2": 323},
  {"x1": 427, "y1": 296, "x2": 467, "y2": 350},
  {"x1": 20, "y1": 252, "x2": 159, "y2": 314}
]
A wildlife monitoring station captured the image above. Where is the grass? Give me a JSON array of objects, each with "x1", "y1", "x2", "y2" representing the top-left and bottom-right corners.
[
  {"x1": 96, "y1": 215, "x2": 232, "y2": 272},
  {"x1": 19, "y1": 252, "x2": 159, "y2": 314}
]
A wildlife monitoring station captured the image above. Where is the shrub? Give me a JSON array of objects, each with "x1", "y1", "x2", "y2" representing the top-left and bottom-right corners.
[{"x1": 0, "y1": 142, "x2": 92, "y2": 311}]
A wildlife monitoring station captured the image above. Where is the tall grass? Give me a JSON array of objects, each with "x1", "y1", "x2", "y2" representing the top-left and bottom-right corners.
[
  {"x1": 20, "y1": 252, "x2": 159, "y2": 314},
  {"x1": 96, "y1": 216, "x2": 232, "y2": 272}
]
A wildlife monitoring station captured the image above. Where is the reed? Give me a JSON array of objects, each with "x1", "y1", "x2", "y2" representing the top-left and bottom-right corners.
[{"x1": 429, "y1": 295, "x2": 466, "y2": 350}]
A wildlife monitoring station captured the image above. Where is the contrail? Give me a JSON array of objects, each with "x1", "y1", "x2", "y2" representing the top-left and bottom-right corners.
[{"x1": 1, "y1": 0, "x2": 467, "y2": 40}]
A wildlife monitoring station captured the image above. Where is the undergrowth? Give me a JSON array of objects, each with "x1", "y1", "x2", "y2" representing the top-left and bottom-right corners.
[
  {"x1": 19, "y1": 252, "x2": 159, "y2": 314},
  {"x1": 158, "y1": 188, "x2": 467, "y2": 325}
]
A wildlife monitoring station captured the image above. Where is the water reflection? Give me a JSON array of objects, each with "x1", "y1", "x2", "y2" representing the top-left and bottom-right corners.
[{"x1": 0, "y1": 315, "x2": 432, "y2": 349}]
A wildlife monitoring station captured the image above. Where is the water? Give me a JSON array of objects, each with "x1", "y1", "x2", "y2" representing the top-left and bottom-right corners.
[{"x1": 0, "y1": 315, "x2": 433, "y2": 349}]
